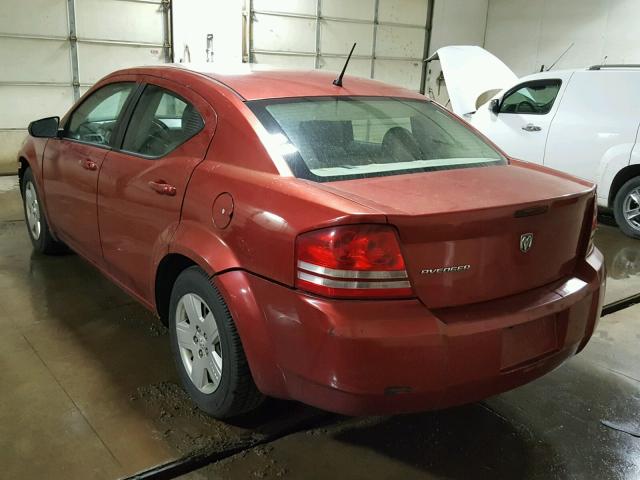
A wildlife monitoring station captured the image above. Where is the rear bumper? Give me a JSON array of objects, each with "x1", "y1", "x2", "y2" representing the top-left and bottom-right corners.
[{"x1": 216, "y1": 248, "x2": 605, "y2": 416}]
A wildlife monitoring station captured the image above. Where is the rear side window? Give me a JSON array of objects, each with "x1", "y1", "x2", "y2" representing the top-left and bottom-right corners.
[
  {"x1": 122, "y1": 84, "x2": 204, "y2": 158},
  {"x1": 65, "y1": 82, "x2": 135, "y2": 146},
  {"x1": 249, "y1": 97, "x2": 505, "y2": 182},
  {"x1": 499, "y1": 80, "x2": 561, "y2": 115}
]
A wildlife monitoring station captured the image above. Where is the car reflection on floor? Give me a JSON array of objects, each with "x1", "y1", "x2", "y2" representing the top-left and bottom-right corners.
[{"x1": 594, "y1": 214, "x2": 640, "y2": 305}]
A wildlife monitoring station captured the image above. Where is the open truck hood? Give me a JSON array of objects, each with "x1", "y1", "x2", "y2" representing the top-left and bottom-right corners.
[{"x1": 427, "y1": 46, "x2": 518, "y2": 116}]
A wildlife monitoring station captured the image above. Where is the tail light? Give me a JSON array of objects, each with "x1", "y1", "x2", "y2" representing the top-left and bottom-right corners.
[{"x1": 295, "y1": 224, "x2": 413, "y2": 299}]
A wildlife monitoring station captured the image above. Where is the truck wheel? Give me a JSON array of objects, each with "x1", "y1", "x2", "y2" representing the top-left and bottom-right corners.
[
  {"x1": 614, "y1": 177, "x2": 640, "y2": 239},
  {"x1": 168, "y1": 266, "x2": 264, "y2": 418},
  {"x1": 21, "y1": 168, "x2": 66, "y2": 254}
]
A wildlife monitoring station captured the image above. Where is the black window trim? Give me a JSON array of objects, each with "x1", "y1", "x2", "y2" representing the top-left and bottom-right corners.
[
  {"x1": 113, "y1": 82, "x2": 206, "y2": 161},
  {"x1": 60, "y1": 81, "x2": 142, "y2": 151},
  {"x1": 247, "y1": 95, "x2": 507, "y2": 183},
  {"x1": 498, "y1": 78, "x2": 563, "y2": 116}
]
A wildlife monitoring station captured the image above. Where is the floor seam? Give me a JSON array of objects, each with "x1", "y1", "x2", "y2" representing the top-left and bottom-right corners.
[
  {"x1": 603, "y1": 366, "x2": 640, "y2": 384},
  {"x1": 20, "y1": 333, "x2": 125, "y2": 471},
  {"x1": 581, "y1": 356, "x2": 640, "y2": 384}
]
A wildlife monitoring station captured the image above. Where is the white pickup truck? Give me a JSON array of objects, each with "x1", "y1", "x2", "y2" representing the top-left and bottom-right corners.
[{"x1": 428, "y1": 46, "x2": 640, "y2": 238}]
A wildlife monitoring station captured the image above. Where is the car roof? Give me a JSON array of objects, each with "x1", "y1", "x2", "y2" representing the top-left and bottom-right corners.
[{"x1": 110, "y1": 64, "x2": 425, "y2": 102}]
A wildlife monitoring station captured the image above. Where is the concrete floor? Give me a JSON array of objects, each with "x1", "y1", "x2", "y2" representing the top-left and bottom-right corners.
[{"x1": 0, "y1": 174, "x2": 639, "y2": 479}]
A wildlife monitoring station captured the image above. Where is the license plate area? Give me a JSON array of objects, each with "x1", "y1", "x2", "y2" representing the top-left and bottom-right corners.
[{"x1": 501, "y1": 316, "x2": 558, "y2": 371}]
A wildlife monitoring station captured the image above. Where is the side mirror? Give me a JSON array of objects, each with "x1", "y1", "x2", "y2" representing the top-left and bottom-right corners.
[
  {"x1": 489, "y1": 98, "x2": 501, "y2": 115},
  {"x1": 28, "y1": 116, "x2": 60, "y2": 138}
]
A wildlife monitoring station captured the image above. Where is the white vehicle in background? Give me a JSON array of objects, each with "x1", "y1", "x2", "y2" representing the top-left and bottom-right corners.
[{"x1": 428, "y1": 46, "x2": 640, "y2": 238}]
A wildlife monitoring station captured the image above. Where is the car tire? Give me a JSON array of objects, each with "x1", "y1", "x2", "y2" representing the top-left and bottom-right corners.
[
  {"x1": 613, "y1": 177, "x2": 640, "y2": 239},
  {"x1": 21, "y1": 167, "x2": 66, "y2": 254},
  {"x1": 168, "y1": 266, "x2": 264, "y2": 418}
]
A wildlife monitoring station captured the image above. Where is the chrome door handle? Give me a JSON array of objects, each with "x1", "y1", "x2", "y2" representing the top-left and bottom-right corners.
[{"x1": 522, "y1": 123, "x2": 542, "y2": 132}]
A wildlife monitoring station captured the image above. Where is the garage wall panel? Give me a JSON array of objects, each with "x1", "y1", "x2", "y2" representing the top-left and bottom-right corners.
[
  {"x1": 0, "y1": 0, "x2": 170, "y2": 172},
  {"x1": 0, "y1": 86, "x2": 74, "y2": 129},
  {"x1": 378, "y1": 0, "x2": 428, "y2": 25},
  {"x1": 428, "y1": 0, "x2": 488, "y2": 53},
  {"x1": 322, "y1": 0, "x2": 375, "y2": 21},
  {"x1": 602, "y1": 1, "x2": 640, "y2": 64},
  {"x1": 252, "y1": 53, "x2": 315, "y2": 69},
  {"x1": 477, "y1": 0, "x2": 538, "y2": 76},
  {"x1": 0, "y1": 131, "x2": 28, "y2": 172},
  {"x1": 78, "y1": 43, "x2": 165, "y2": 84},
  {"x1": 319, "y1": 57, "x2": 372, "y2": 79},
  {"x1": 0, "y1": 39, "x2": 71, "y2": 83},
  {"x1": 248, "y1": 0, "x2": 430, "y2": 91},
  {"x1": 0, "y1": 0, "x2": 68, "y2": 36},
  {"x1": 252, "y1": 14, "x2": 316, "y2": 53},
  {"x1": 485, "y1": 0, "x2": 640, "y2": 76},
  {"x1": 253, "y1": 0, "x2": 316, "y2": 16},
  {"x1": 375, "y1": 25, "x2": 424, "y2": 58},
  {"x1": 373, "y1": 59, "x2": 422, "y2": 90},
  {"x1": 76, "y1": 0, "x2": 165, "y2": 44},
  {"x1": 320, "y1": 21, "x2": 373, "y2": 55}
]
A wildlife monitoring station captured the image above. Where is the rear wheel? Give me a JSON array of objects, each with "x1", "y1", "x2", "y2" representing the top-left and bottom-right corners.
[
  {"x1": 614, "y1": 177, "x2": 640, "y2": 239},
  {"x1": 21, "y1": 168, "x2": 66, "y2": 254},
  {"x1": 168, "y1": 266, "x2": 264, "y2": 418}
]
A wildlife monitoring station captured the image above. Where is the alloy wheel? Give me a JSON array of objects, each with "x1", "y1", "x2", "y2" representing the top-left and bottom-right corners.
[
  {"x1": 623, "y1": 187, "x2": 640, "y2": 231},
  {"x1": 24, "y1": 181, "x2": 41, "y2": 240},
  {"x1": 175, "y1": 293, "x2": 223, "y2": 394}
]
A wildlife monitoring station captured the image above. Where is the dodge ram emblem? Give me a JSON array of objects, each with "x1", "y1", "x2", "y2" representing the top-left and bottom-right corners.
[{"x1": 520, "y1": 233, "x2": 534, "y2": 253}]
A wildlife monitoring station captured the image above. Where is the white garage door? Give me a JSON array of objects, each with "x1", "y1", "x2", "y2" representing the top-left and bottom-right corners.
[
  {"x1": 246, "y1": 0, "x2": 431, "y2": 92},
  {"x1": 0, "y1": 0, "x2": 170, "y2": 172}
]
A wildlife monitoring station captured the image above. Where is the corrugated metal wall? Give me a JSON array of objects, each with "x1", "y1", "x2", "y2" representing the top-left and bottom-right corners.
[
  {"x1": 245, "y1": 0, "x2": 430, "y2": 91},
  {"x1": 0, "y1": 0, "x2": 170, "y2": 172}
]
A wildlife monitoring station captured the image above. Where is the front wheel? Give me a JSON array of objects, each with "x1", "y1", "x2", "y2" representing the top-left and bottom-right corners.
[
  {"x1": 21, "y1": 168, "x2": 66, "y2": 254},
  {"x1": 613, "y1": 177, "x2": 640, "y2": 239},
  {"x1": 168, "y1": 266, "x2": 264, "y2": 418}
]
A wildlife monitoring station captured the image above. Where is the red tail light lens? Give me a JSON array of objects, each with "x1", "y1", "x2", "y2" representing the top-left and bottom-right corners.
[{"x1": 295, "y1": 225, "x2": 413, "y2": 299}]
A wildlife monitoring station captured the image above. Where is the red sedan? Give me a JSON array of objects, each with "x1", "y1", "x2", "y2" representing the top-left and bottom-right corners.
[{"x1": 19, "y1": 65, "x2": 605, "y2": 417}]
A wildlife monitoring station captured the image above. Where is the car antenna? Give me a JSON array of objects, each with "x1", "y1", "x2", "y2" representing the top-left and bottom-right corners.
[
  {"x1": 545, "y1": 42, "x2": 574, "y2": 71},
  {"x1": 333, "y1": 43, "x2": 357, "y2": 87}
]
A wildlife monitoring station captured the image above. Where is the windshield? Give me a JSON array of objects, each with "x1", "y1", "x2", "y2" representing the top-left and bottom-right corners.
[{"x1": 248, "y1": 96, "x2": 506, "y2": 182}]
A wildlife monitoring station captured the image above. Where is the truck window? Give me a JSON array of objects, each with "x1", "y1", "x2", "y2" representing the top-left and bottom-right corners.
[{"x1": 500, "y1": 80, "x2": 561, "y2": 115}]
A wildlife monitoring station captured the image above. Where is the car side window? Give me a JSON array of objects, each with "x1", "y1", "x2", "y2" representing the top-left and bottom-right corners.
[
  {"x1": 499, "y1": 80, "x2": 561, "y2": 115},
  {"x1": 121, "y1": 84, "x2": 204, "y2": 158},
  {"x1": 65, "y1": 82, "x2": 135, "y2": 146}
]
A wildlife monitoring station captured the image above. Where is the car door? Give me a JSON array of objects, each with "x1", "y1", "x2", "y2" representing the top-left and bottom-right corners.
[
  {"x1": 43, "y1": 80, "x2": 137, "y2": 263},
  {"x1": 471, "y1": 79, "x2": 563, "y2": 163},
  {"x1": 97, "y1": 78, "x2": 217, "y2": 303}
]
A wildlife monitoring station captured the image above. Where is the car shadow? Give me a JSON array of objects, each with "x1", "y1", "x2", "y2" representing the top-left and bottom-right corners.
[{"x1": 330, "y1": 402, "x2": 549, "y2": 480}]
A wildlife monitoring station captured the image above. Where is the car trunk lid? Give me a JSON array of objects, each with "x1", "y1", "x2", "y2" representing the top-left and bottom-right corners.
[{"x1": 318, "y1": 163, "x2": 594, "y2": 308}]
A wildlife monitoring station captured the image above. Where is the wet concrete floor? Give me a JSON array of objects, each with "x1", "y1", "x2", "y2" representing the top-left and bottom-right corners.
[
  {"x1": 0, "y1": 174, "x2": 639, "y2": 479},
  {"x1": 0, "y1": 176, "x2": 324, "y2": 479},
  {"x1": 185, "y1": 304, "x2": 640, "y2": 480}
]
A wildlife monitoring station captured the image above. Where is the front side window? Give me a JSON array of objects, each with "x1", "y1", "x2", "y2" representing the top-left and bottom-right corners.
[
  {"x1": 499, "y1": 80, "x2": 561, "y2": 115},
  {"x1": 65, "y1": 82, "x2": 135, "y2": 146},
  {"x1": 249, "y1": 97, "x2": 506, "y2": 182},
  {"x1": 121, "y1": 84, "x2": 204, "y2": 158}
]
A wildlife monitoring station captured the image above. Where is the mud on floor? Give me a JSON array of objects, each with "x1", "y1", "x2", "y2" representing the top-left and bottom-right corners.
[
  {"x1": 129, "y1": 380, "x2": 331, "y2": 468},
  {"x1": 130, "y1": 381, "x2": 251, "y2": 456}
]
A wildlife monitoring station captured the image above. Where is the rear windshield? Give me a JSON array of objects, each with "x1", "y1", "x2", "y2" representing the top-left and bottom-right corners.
[{"x1": 248, "y1": 96, "x2": 506, "y2": 182}]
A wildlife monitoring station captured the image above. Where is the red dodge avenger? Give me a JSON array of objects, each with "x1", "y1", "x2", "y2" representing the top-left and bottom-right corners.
[{"x1": 19, "y1": 64, "x2": 605, "y2": 418}]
